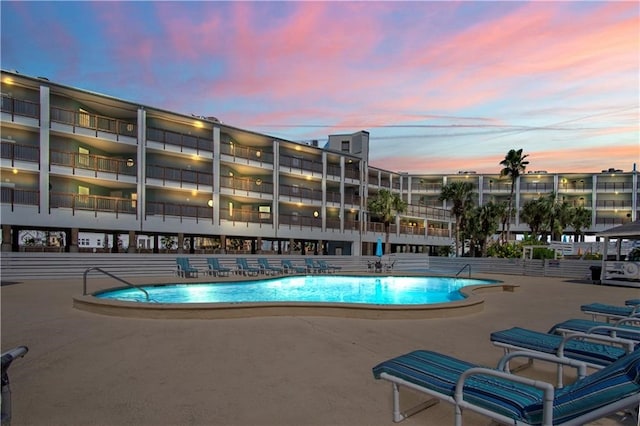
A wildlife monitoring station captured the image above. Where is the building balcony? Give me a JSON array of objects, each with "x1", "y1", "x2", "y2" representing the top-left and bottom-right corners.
[
  {"x1": 220, "y1": 207, "x2": 273, "y2": 226},
  {"x1": 220, "y1": 141, "x2": 273, "y2": 166},
  {"x1": 1, "y1": 187, "x2": 39, "y2": 210},
  {"x1": 146, "y1": 164, "x2": 213, "y2": 188},
  {"x1": 1, "y1": 95, "x2": 39, "y2": 121},
  {"x1": 279, "y1": 184, "x2": 322, "y2": 203},
  {"x1": 146, "y1": 201, "x2": 212, "y2": 221},
  {"x1": 279, "y1": 153, "x2": 322, "y2": 177},
  {"x1": 1, "y1": 141, "x2": 39, "y2": 166},
  {"x1": 50, "y1": 106, "x2": 137, "y2": 143},
  {"x1": 50, "y1": 150, "x2": 137, "y2": 180},
  {"x1": 147, "y1": 126, "x2": 213, "y2": 153},
  {"x1": 596, "y1": 182, "x2": 634, "y2": 192},
  {"x1": 220, "y1": 175, "x2": 273, "y2": 199},
  {"x1": 50, "y1": 192, "x2": 136, "y2": 217}
]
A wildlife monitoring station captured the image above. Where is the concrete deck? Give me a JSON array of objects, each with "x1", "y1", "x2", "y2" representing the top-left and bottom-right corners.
[{"x1": 1, "y1": 273, "x2": 638, "y2": 425}]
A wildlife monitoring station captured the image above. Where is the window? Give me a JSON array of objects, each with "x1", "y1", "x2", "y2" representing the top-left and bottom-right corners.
[
  {"x1": 78, "y1": 185, "x2": 90, "y2": 207},
  {"x1": 259, "y1": 205, "x2": 271, "y2": 220},
  {"x1": 341, "y1": 140, "x2": 350, "y2": 152},
  {"x1": 78, "y1": 108, "x2": 91, "y2": 128},
  {"x1": 78, "y1": 147, "x2": 90, "y2": 167}
]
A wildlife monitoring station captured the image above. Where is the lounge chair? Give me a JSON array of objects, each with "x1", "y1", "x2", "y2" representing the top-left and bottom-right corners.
[
  {"x1": 549, "y1": 317, "x2": 640, "y2": 342},
  {"x1": 305, "y1": 258, "x2": 320, "y2": 273},
  {"x1": 581, "y1": 302, "x2": 640, "y2": 322},
  {"x1": 490, "y1": 326, "x2": 636, "y2": 387},
  {"x1": 281, "y1": 259, "x2": 306, "y2": 274},
  {"x1": 206, "y1": 258, "x2": 231, "y2": 277},
  {"x1": 235, "y1": 258, "x2": 260, "y2": 276},
  {"x1": 176, "y1": 257, "x2": 199, "y2": 278},
  {"x1": 257, "y1": 258, "x2": 283, "y2": 275},
  {"x1": 316, "y1": 259, "x2": 341, "y2": 273},
  {"x1": 372, "y1": 348, "x2": 640, "y2": 426},
  {"x1": 626, "y1": 298, "x2": 640, "y2": 306}
]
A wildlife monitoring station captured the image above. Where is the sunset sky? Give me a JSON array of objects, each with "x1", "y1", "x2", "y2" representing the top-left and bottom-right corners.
[{"x1": 2, "y1": 1, "x2": 638, "y2": 174}]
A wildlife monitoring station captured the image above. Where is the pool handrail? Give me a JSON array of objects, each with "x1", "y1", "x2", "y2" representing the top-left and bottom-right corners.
[{"x1": 82, "y1": 267, "x2": 150, "y2": 301}]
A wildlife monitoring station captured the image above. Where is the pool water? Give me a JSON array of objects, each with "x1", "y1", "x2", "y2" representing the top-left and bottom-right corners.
[{"x1": 95, "y1": 275, "x2": 495, "y2": 305}]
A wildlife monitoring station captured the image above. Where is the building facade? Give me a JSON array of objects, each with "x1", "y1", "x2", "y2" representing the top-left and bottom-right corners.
[{"x1": 1, "y1": 70, "x2": 637, "y2": 255}]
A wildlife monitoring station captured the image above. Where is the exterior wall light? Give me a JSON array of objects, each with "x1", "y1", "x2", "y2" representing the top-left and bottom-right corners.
[
  {"x1": 255, "y1": 178, "x2": 262, "y2": 186},
  {"x1": 313, "y1": 211, "x2": 319, "y2": 218},
  {"x1": 126, "y1": 158, "x2": 135, "y2": 167},
  {"x1": 256, "y1": 150, "x2": 261, "y2": 158},
  {"x1": 207, "y1": 199, "x2": 213, "y2": 207}
]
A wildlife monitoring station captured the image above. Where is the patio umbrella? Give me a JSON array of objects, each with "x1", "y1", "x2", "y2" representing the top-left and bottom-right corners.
[{"x1": 376, "y1": 238, "x2": 383, "y2": 257}]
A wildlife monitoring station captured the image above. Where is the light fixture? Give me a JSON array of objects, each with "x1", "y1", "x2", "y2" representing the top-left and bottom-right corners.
[
  {"x1": 229, "y1": 171, "x2": 234, "y2": 177},
  {"x1": 255, "y1": 150, "x2": 261, "y2": 158},
  {"x1": 255, "y1": 178, "x2": 262, "y2": 186},
  {"x1": 126, "y1": 158, "x2": 134, "y2": 167},
  {"x1": 207, "y1": 199, "x2": 213, "y2": 207},
  {"x1": 12, "y1": 168, "x2": 18, "y2": 174},
  {"x1": 126, "y1": 123, "x2": 134, "y2": 132},
  {"x1": 313, "y1": 211, "x2": 319, "y2": 218}
]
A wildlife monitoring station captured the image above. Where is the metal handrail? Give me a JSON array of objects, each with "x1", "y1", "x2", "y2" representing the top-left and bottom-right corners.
[
  {"x1": 82, "y1": 267, "x2": 150, "y2": 301},
  {"x1": 455, "y1": 264, "x2": 471, "y2": 278}
]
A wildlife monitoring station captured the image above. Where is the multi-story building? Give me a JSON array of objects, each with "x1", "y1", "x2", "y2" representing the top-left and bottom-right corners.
[{"x1": 1, "y1": 70, "x2": 637, "y2": 255}]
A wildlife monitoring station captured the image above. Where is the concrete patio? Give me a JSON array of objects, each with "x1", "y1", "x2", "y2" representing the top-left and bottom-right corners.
[{"x1": 1, "y1": 273, "x2": 638, "y2": 425}]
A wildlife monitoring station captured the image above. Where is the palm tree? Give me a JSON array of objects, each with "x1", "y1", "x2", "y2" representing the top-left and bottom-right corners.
[
  {"x1": 569, "y1": 206, "x2": 592, "y2": 242},
  {"x1": 439, "y1": 181, "x2": 474, "y2": 256},
  {"x1": 466, "y1": 201, "x2": 504, "y2": 257},
  {"x1": 499, "y1": 149, "x2": 529, "y2": 243},
  {"x1": 367, "y1": 189, "x2": 407, "y2": 255}
]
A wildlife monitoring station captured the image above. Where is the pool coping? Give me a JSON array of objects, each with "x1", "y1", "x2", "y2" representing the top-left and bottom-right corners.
[{"x1": 72, "y1": 279, "x2": 517, "y2": 320}]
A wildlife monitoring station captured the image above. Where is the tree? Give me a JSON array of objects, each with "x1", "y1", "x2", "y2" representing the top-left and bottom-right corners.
[
  {"x1": 520, "y1": 198, "x2": 547, "y2": 241},
  {"x1": 465, "y1": 201, "x2": 504, "y2": 257},
  {"x1": 569, "y1": 206, "x2": 592, "y2": 242},
  {"x1": 367, "y1": 189, "x2": 407, "y2": 255},
  {"x1": 439, "y1": 181, "x2": 474, "y2": 256},
  {"x1": 499, "y1": 149, "x2": 529, "y2": 242}
]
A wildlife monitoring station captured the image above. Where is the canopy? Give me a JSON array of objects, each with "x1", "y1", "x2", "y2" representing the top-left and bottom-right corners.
[{"x1": 596, "y1": 220, "x2": 640, "y2": 238}]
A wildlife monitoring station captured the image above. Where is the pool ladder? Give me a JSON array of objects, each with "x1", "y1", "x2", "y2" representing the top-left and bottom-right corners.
[
  {"x1": 82, "y1": 267, "x2": 151, "y2": 301},
  {"x1": 455, "y1": 264, "x2": 471, "y2": 279}
]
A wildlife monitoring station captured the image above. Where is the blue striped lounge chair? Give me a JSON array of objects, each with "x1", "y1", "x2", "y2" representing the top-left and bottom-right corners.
[
  {"x1": 304, "y1": 258, "x2": 320, "y2": 273},
  {"x1": 581, "y1": 302, "x2": 640, "y2": 322},
  {"x1": 490, "y1": 326, "x2": 636, "y2": 387},
  {"x1": 626, "y1": 298, "x2": 640, "y2": 306},
  {"x1": 176, "y1": 257, "x2": 199, "y2": 278},
  {"x1": 235, "y1": 258, "x2": 260, "y2": 276},
  {"x1": 549, "y1": 317, "x2": 640, "y2": 342},
  {"x1": 372, "y1": 348, "x2": 640, "y2": 426},
  {"x1": 257, "y1": 258, "x2": 283, "y2": 275},
  {"x1": 206, "y1": 258, "x2": 231, "y2": 277},
  {"x1": 281, "y1": 259, "x2": 306, "y2": 274},
  {"x1": 317, "y1": 259, "x2": 341, "y2": 273}
]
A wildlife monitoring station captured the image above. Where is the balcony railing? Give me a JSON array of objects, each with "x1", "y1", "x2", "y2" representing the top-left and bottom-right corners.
[
  {"x1": 405, "y1": 204, "x2": 451, "y2": 221},
  {"x1": 220, "y1": 141, "x2": 273, "y2": 164},
  {"x1": 146, "y1": 201, "x2": 212, "y2": 221},
  {"x1": 279, "y1": 213, "x2": 322, "y2": 230},
  {"x1": 279, "y1": 154, "x2": 322, "y2": 173},
  {"x1": 1, "y1": 187, "x2": 39, "y2": 211},
  {"x1": 50, "y1": 192, "x2": 136, "y2": 217},
  {"x1": 1, "y1": 142, "x2": 40, "y2": 165},
  {"x1": 146, "y1": 164, "x2": 213, "y2": 186},
  {"x1": 50, "y1": 106, "x2": 137, "y2": 138},
  {"x1": 596, "y1": 182, "x2": 632, "y2": 191},
  {"x1": 411, "y1": 182, "x2": 443, "y2": 192},
  {"x1": 520, "y1": 182, "x2": 554, "y2": 192},
  {"x1": 147, "y1": 127, "x2": 213, "y2": 152},
  {"x1": 596, "y1": 200, "x2": 633, "y2": 209},
  {"x1": 219, "y1": 207, "x2": 272, "y2": 225},
  {"x1": 280, "y1": 184, "x2": 322, "y2": 201},
  {"x1": 427, "y1": 227, "x2": 450, "y2": 237},
  {"x1": 220, "y1": 176, "x2": 273, "y2": 195},
  {"x1": 1, "y1": 96, "x2": 40, "y2": 120},
  {"x1": 50, "y1": 150, "x2": 137, "y2": 178}
]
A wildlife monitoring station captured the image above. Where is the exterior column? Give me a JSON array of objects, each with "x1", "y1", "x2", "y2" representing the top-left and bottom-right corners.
[
  {"x1": 177, "y1": 233, "x2": 184, "y2": 254},
  {"x1": 69, "y1": 228, "x2": 79, "y2": 253},
  {"x1": 220, "y1": 235, "x2": 227, "y2": 254},
  {"x1": 2, "y1": 225, "x2": 12, "y2": 252},
  {"x1": 257, "y1": 237, "x2": 262, "y2": 254},
  {"x1": 128, "y1": 231, "x2": 137, "y2": 253}
]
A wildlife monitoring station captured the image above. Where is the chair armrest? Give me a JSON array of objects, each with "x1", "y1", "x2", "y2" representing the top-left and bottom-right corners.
[
  {"x1": 496, "y1": 351, "x2": 587, "y2": 379},
  {"x1": 559, "y1": 331, "x2": 637, "y2": 354}
]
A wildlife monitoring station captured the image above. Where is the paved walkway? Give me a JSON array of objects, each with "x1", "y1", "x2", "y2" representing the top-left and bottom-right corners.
[{"x1": 1, "y1": 273, "x2": 638, "y2": 425}]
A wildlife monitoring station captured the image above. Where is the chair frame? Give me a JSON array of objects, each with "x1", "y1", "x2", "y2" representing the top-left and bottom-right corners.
[{"x1": 374, "y1": 350, "x2": 639, "y2": 426}]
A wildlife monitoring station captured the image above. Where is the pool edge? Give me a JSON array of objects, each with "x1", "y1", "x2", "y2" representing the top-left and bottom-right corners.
[{"x1": 73, "y1": 283, "x2": 516, "y2": 320}]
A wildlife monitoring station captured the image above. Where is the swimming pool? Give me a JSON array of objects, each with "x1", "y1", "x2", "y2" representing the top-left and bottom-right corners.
[
  {"x1": 95, "y1": 275, "x2": 483, "y2": 305},
  {"x1": 74, "y1": 274, "x2": 509, "y2": 320}
]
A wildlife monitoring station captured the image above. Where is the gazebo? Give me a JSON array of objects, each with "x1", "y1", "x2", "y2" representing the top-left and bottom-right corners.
[{"x1": 596, "y1": 220, "x2": 640, "y2": 287}]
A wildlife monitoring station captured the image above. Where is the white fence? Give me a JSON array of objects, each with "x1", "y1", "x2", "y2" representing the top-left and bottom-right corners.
[{"x1": 0, "y1": 252, "x2": 599, "y2": 281}]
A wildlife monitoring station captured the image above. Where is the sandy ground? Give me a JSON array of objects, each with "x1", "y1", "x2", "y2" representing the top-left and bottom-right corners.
[{"x1": 1, "y1": 272, "x2": 639, "y2": 426}]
